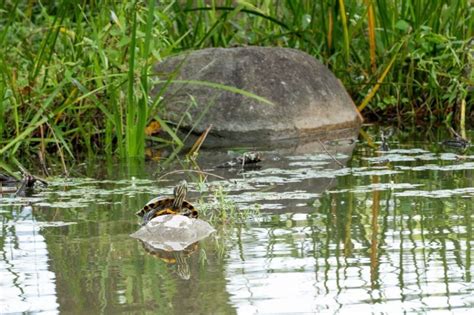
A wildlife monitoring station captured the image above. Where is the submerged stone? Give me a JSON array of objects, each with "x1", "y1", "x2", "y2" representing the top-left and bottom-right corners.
[
  {"x1": 130, "y1": 215, "x2": 215, "y2": 251},
  {"x1": 153, "y1": 46, "x2": 362, "y2": 146}
]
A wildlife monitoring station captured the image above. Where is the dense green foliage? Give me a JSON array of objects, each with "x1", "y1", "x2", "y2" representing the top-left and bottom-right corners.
[
  {"x1": 1, "y1": 1, "x2": 169, "y2": 160},
  {"x1": 0, "y1": 0, "x2": 472, "y2": 160}
]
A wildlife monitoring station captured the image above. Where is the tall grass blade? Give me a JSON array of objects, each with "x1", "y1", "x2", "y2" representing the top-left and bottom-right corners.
[
  {"x1": 164, "y1": 80, "x2": 275, "y2": 105},
  {"x1": 366, "y1": 0, "x2": 377, "y2": 73},
  {"x1": 47, "y1": 123, "x2": 70, "y2": 175},
  {"x1": 337, "y1": 0, "x2": 350, "y2": 64},
  {"x1": 460, "y1": 99, "x2": 466, "y2": 139},
  {"x1": 358, "y1": 46, "x2": 400, "y2": 112},
  {"x1": 152, "y1": 116, "x2": 184, "y2": 147},
  {"x1": 126, "y1": 1, "x2": 139, "y2": 157},
  {"x1": 327, "y1": 6, "x2": 333, "y2": 52}
]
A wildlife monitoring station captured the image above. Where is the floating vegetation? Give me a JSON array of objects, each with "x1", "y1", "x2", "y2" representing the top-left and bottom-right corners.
[
  {"x1": 397, "y1": 162, "x2": 474, "y2": 172},
  {"x1": 198, "y1": 185, "x2": 261, "y2": 225},
  {"x1": 351, "y1": 168, "x2": 401, "y2": 176},
  {"x1": 287, "y1": 160, "x2": 331, "y2": 167},
  {"x1": 0, "y1": 196, "x2": 45, "y2": 207},
  {"x1": 1, "y1": 131, "x2": 474, "y2": 216},
  {"x1": 382, "y1": 149, "x2": 430, "y2": 154},
  {"x1": 329, "y1": 183, "x2": 423, "y2": 194},
  {"x1": 289, "y1": 153, "x2": 351, "y2": 160},
  {"x1": 395, "y1": 187, "x2": 474, "y2": 198},
  {"x1": 365, "y1": 154, "x2": 420, "y2": 163}
]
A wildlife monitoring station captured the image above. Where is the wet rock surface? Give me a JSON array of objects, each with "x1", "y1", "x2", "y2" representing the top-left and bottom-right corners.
[
  {"x1": 130, "y1": 215, "x2": 215, "y2": 251},
  {"x1": 153, "y1": 47, "x2": 361, "y2": 146}
]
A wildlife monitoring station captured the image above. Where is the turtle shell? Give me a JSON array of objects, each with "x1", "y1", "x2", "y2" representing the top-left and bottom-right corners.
[{"x1": 135, "y1": 196, "x2": 198, "y2": 222}]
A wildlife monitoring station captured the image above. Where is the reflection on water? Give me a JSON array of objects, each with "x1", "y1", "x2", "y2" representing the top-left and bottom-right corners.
[
  {"x1": 1, "y1": 131, "x2": 474, "y2": 313},
  {"x1": 227, "y1": 202, "x2": 473, "y2": 313},
  {"x1": 0, "y1": 206, "x2": 59, "y2": 313}
]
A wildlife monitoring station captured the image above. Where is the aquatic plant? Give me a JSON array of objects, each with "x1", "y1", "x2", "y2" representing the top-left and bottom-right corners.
[{"x1": 197, "y1": 183, "x2": 261, "y2": 225}]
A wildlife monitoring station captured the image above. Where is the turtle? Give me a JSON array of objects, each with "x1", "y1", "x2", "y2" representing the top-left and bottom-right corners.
[
  {"x1": 135, "y1": 180, "x2": 198, "y2": 224},
  {"x1": 217, "y1": 151, "x2": 263, "y2": 169},
  {"x1": 442, "y1": 127, "x2": 469, "y2": 150},
  {"x1": 379, "y1": 127, "x2": 394, "y2": 151}
]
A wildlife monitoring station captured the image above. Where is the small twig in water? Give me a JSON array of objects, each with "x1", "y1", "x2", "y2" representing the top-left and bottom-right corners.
[
  {"x1": 37, "y1": 151, "x2": 50, "y2": 177},
  {"x1": 448, "y1": 126, "x2": 464, "y2": 139},
  {"x1": 187, "y1": 124, "x2": 213, "y2": 157},
  {"x1": 318, "y1": 139, "x2": 345, "y2": 168},
  {"x1": 157, "y1": 169, "x2": 228, "y2": 181}
]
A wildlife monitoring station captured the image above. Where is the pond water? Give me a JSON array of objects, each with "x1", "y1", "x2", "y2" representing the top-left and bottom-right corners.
[{"x1": 1, "y1": 129, "x2": 473, "y2": 314}]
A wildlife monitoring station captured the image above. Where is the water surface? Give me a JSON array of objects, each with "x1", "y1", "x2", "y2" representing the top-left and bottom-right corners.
[{"x1": 1, "y1": 130, "x2": 473, "y2": 314}]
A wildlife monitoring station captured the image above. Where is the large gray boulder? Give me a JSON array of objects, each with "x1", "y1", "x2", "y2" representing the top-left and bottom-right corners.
[{"x1": 153, "y1": 47, "x2": 361, "y2": 145}]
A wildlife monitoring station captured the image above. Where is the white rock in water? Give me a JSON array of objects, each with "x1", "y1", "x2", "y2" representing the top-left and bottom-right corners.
[{"x1": 130, "y1": 215, "x2": 215, "y2": 251}]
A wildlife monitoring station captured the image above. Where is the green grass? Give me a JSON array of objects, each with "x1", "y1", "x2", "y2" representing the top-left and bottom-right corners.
[
  {"x1": 0, "y1": 1, "x2": 472, "y2": 162},
  {"x1": 1, "y1": 1, "x2": 159, "y2": 160}
]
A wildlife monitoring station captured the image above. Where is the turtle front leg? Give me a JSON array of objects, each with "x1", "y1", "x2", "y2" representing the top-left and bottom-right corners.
[
  {"x1": 142, "y1": 208, "x2": 158, "y2": 225},
  {"x1": 142, "y1": 208, "x2": 177, "y2": 225}
]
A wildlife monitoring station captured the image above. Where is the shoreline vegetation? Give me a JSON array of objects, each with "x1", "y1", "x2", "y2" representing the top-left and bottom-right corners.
[{"x1": 0, "y1": 1, "x2": 472, "y2": 161}]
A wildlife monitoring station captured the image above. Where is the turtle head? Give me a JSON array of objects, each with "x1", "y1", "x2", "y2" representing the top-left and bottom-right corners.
[{"x1": 172, "y1": 180, "x2": 187, "y2": 210}]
